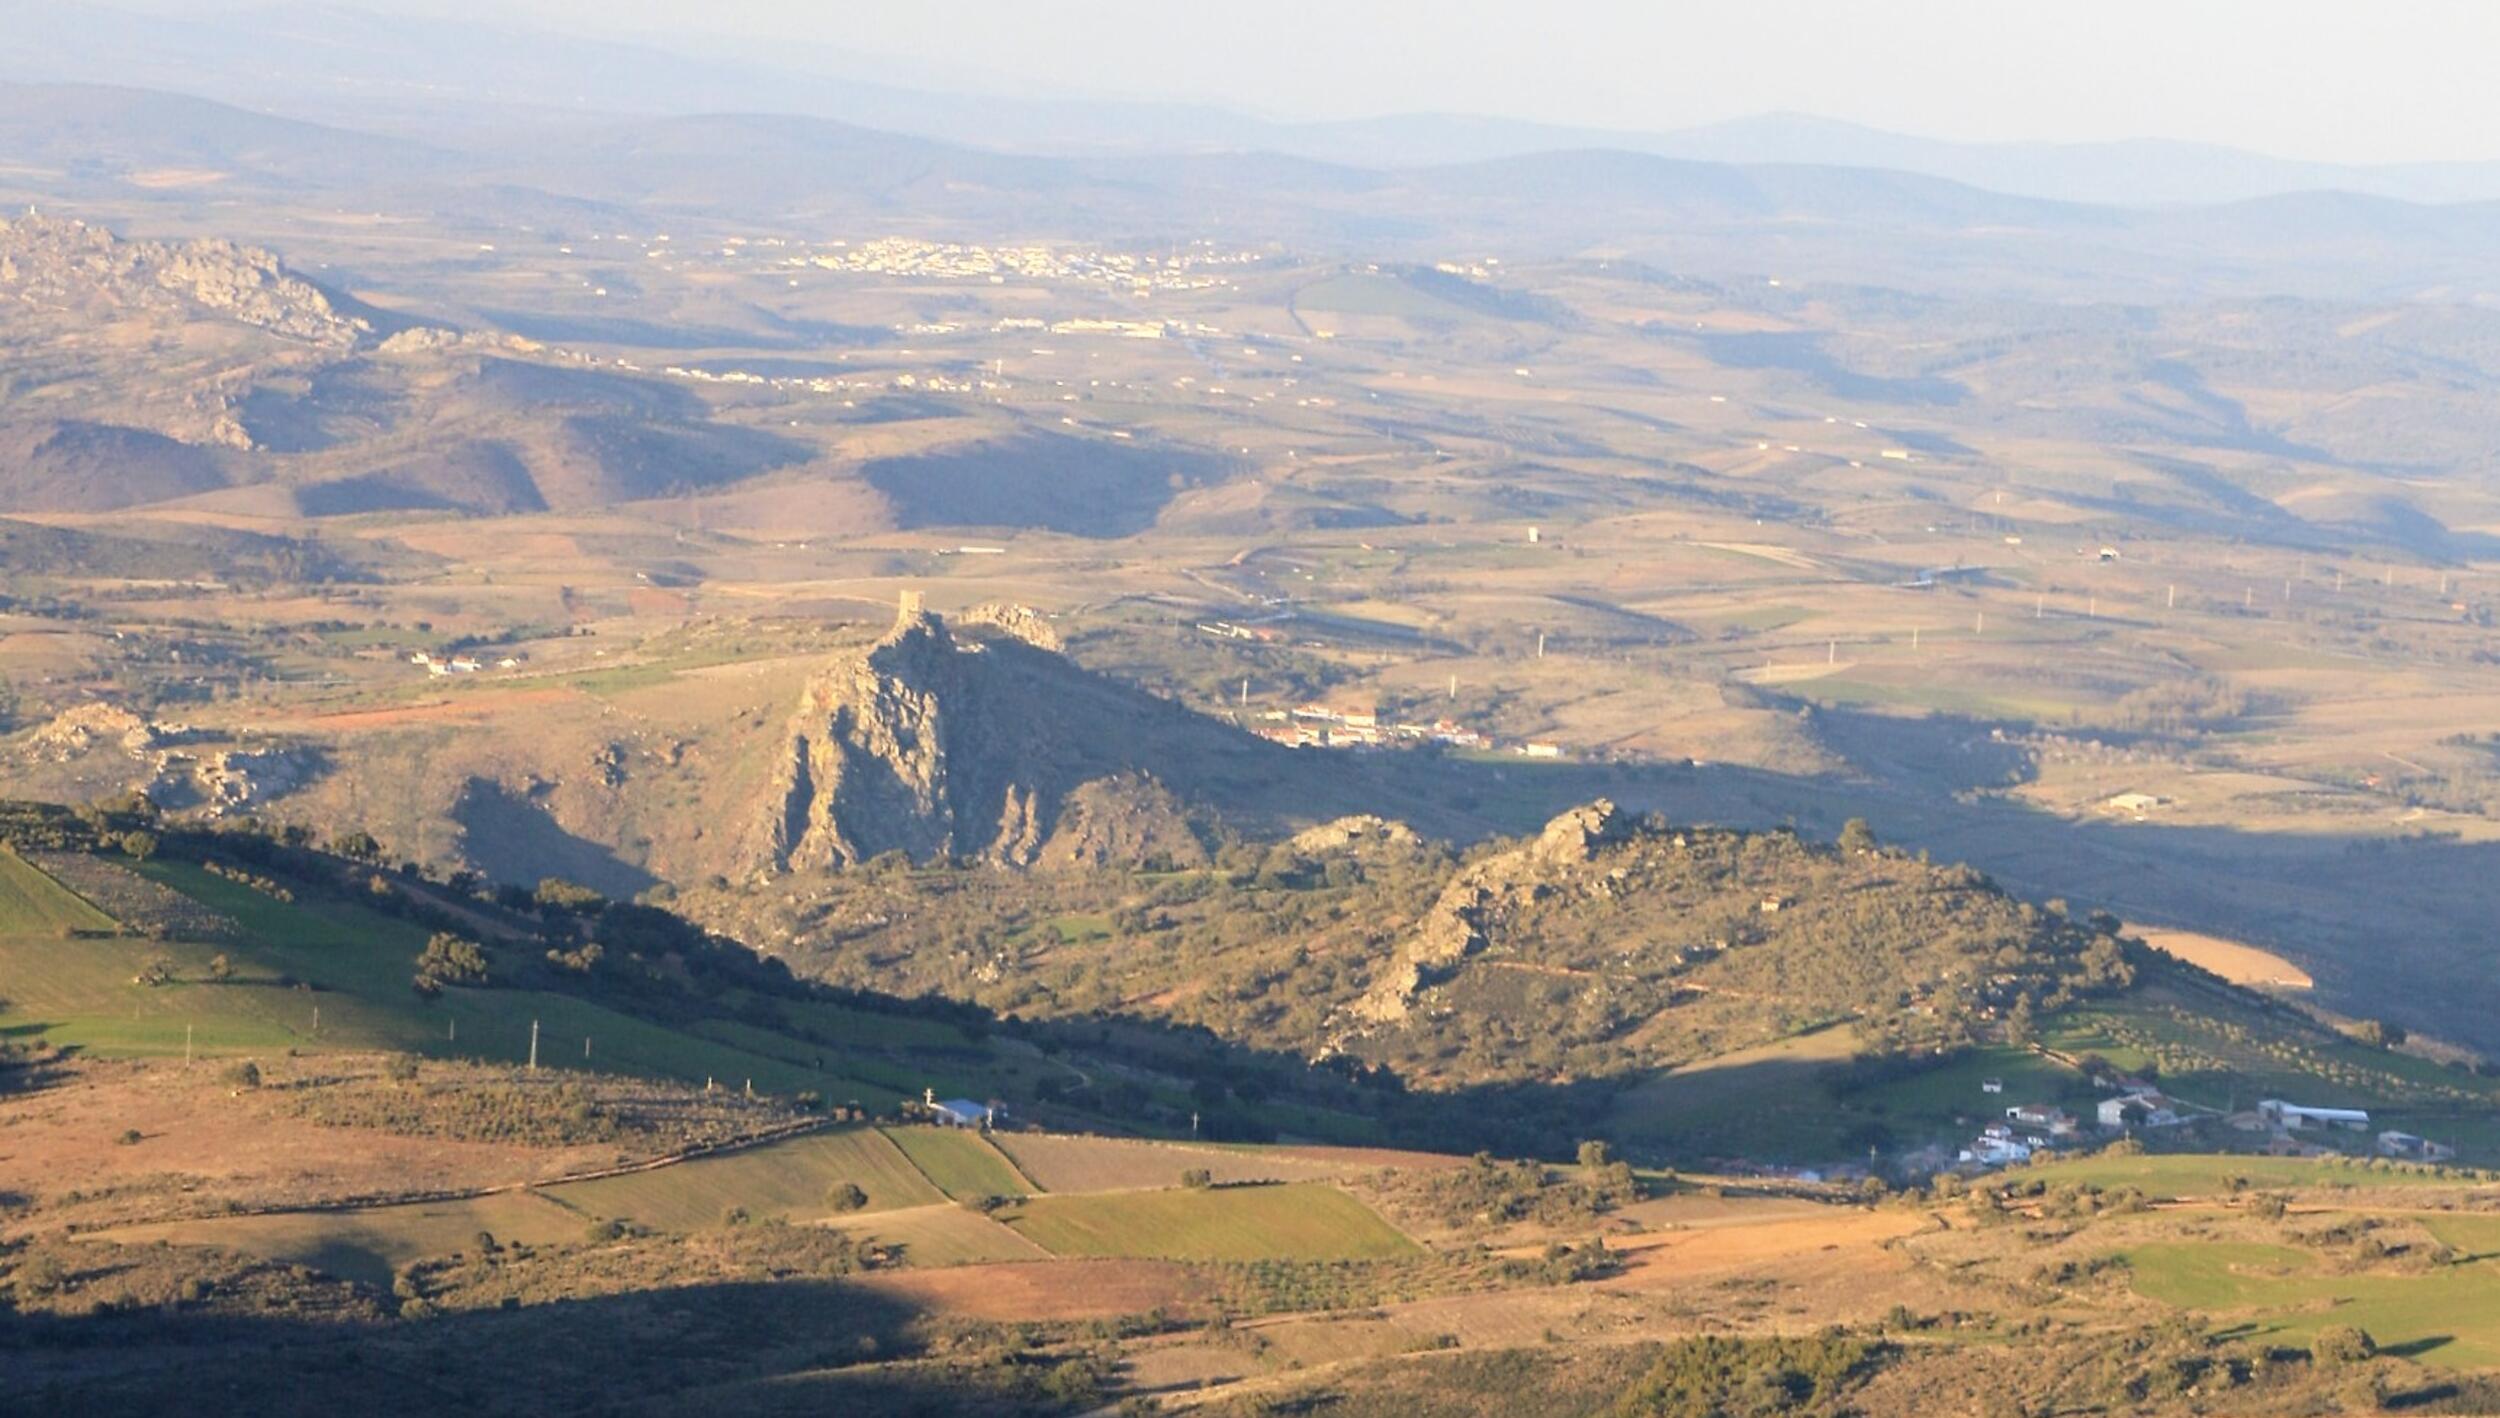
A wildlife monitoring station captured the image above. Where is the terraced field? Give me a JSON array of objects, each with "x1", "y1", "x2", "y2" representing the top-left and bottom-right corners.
[
  {"x1": 993, "y1": 1132, "x2": 1352, "y2": 1193},
  {"x1": 882, "y1": 1125, "x2": 1035, "y2": 1199},
  {"x1": 546, "y1": 1127, "x2": 941, "y2": 1230},
  {"x1": 1002, "y1": 1182, "x2": 1418, "y2": 1262},
  {"x1": 826, "y1": 1202, "x2": 1053, "y2": 1267}
]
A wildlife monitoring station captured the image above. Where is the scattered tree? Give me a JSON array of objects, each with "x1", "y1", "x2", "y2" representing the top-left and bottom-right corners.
[{"x1": 414, "y1": 933, "x2": 490, "y2": 989}]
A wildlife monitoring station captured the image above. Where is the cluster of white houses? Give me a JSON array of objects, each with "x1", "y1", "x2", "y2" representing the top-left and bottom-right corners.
[
  {"x1": 1251, "y1": 701, "x2": 1561, "y2": 758},
  {"x1": 407, "y1": 650, "x2": 524, "y2": 677},
  {"x1": 1957, "y1": 1079, "x2": 2453, "y2": 1171}
]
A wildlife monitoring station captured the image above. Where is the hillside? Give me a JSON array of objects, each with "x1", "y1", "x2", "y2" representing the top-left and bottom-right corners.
[{"x1": 0, "y1": 798, "x2": 1057, "y2": 1114}]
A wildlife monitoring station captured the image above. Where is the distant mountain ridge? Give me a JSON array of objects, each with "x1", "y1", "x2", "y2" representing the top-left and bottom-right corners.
[{"x1": 7, "y1": 2, "x2": 2500, "y2": 207}]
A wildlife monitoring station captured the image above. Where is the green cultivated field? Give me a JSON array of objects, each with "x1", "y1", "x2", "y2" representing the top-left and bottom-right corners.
[
  {"x1": 88, "y1": 1191, "x2": 582, "y2": 1288},
  {"x1": 546, "y1": 1128, "x2": 941, "y2": 1230},
  {"x1": 0, "y1": 845, "x2": 116, "y2": 935},
  {"x1": 1003, "y1": 1182, "x2": 1417, "y2": 1262},
  {"x1": 883, "y1": 1126, "x2": 1035, "y2": 1199},
  {"x1": 2125, "y1": 1239, "x2": 2500, "y2": 1369}
]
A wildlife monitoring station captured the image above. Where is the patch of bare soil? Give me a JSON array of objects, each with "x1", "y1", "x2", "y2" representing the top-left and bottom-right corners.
[{"x1": 847, "y1": 1256, "x2": 1211, "y2": 1322}]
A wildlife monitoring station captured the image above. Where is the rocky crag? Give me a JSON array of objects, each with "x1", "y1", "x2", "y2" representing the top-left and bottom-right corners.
[
  {"x1": 0, "y1": 212, "x2": 367, "y2": 349},
  {"x1": 1340, "y1": 799, "x2": 1631, "y2": 1026},
  {"x1": 758, "y1": 597, "x2": 1254, "y2": 871}
]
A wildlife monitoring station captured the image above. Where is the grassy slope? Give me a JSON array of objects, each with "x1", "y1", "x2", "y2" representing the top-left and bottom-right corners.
[
  {"x1": 827, "y1": 1202, "x2": 1053, "y2": 1266},
  {"x1": 882, "y1": 1126, "x2": 1036, "y2": 1199},
  {"x1": 992, "y1": 1132, "x2": 1351, "y2": 1192},
  {"x1": 0, "y1": 845, "x2": 117, "y2": 933},
  {"x1": 2029, "y1": 1154, "x2": 2475, "y2": 1196},
  {"x1": 1002, "y1": 1182, "x2": 1417, "y2": 1262},
  {"x1": 545, "y1": 1128, "x2": 942, "y2": 1230},
  {"x1": 0, "y1": 858, "x2": 915, "y2": 1105},
  {"x1": 2126, "y1": 1238, "x2": 2500, "y2": 1369}
]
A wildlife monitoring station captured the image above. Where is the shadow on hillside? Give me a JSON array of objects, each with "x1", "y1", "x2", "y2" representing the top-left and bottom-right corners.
[
  {"x1": 454, "y1": 779, "x2": 657, "y2": 900},
  {"x1": 1303, "y1": 730, "x2": 2500, "y2": 1054},
  {"x1": 1615, "y1": 759, "x2": 2500, "y2": 1054},
  {"x1": 1, "y1": 1273, "x2": 1065, "y2": 1417}
]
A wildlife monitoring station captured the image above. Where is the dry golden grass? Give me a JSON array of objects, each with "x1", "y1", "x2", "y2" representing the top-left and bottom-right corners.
[
  {"x1": 2135, "y1": 926, "x2": 2313, "y2": 990},
  {"x1": 847, "y1": 1256, "x2": 1208, "y2": 1322},
  {"x1": 823, "y1": 1201, "x2": 1050, "y2": 1267},
  {"x1": 991, "y1": 1133, "x2": 1354, "y2": 1193}
]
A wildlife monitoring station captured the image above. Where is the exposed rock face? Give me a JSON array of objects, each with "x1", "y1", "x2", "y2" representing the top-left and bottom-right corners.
[
  {"x1": 1287, "y1": 815, "x2": 1420, "y2": 856},
  {"x1": 1035, "y1": 773, "x2": 1210, "y2": 871},
  {"x1": 0, "y1": 213, "x2": 366, "y2": 347},
  {"x1": 766, "y1": 604, "x2": 963, "y2": 869},
  {"x1": 1341, "y1": 799, "x2": 1628, "y2": 1026},
  {"x1": 956, "y1": 601, "x2": 1063, "y2": 652},
  {"x1": 6, "y1": 703, "x2": 312, "y2": 817},
  {"x1": 761, "y1": 601, "x2": 1241, "y2": 872},
  {"x1": 19, "y1": 703, "x2": 161, "y2": 759}
]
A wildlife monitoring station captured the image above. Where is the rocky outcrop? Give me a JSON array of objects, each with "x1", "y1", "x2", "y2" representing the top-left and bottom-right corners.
[
  {"x1": 0, "y1": 213, "x2": 367, "y2": 348},
  {"x1": 956, "y1": 601, "x2": 1063, "y2": 652},
  {"x1": 764, "y1": 602, "x2": 964, "y2": 869},
  {"x1": 1286, "y1": 815, "x2": 1420, "y2": 856},
  {"x1": 1340, "y1": 800, "x2": 1628, "y2": 1026},
  {"x1": 6, "y1": 703, "x2": 312, "y2": 817},
  {"x1": 1035, "y1": 774, "x2": 1210, "y2": 871},
  {"x1": 758, "y1": 597, "x2": 1289, "y2": 872}
]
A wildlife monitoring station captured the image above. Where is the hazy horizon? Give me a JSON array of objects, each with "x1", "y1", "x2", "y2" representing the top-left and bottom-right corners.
[{"x1": 96, "y1": 0, "x2": 2500, "y2": 166}]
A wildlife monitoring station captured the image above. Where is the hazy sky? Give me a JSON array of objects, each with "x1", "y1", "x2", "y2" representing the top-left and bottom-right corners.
[{"x1": 160, "y1": 0, "x2": 2500, "y2": 163}]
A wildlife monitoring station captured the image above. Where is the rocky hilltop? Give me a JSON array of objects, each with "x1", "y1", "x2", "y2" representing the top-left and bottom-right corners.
[
  {"x1": 0, "y1": 212, "x2": 367, "y2": 347},
  {"x1": 1342, "y1": 799, "x2": 1631, "y2": 1025},
  {"x1": 758, "y1": 597, "x2": 1264, "y2": 871}
]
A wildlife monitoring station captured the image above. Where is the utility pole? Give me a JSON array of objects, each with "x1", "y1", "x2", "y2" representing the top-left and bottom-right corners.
[
  {"x1": 1447, "y1": 674, "x2": 1456, "y2": 701},
  {"x1": 1239, "y1": 677, "x2": 1248, "y2": 706},
  {"x1": 1975, "y1": 612, "x2": 1984, "y2": 635},
  {"x1": 1536, "y1": 632, "x2": 1546, "y2": 659},
  {"x1": 2035, "y1": 594, "x2": 2043, "y2": 619},
  {"x1": 2167, "y1": 584, "x2": 2175, "y2": 610},
  {"x1": 185, "y1": 1023, "x2": 193, "y2": 1066},
  {"x1": 584, "y1": 1035, "x2": 592, "y2": 1061},
  {"x1": 528, "y1": 1018, "x2": 540, "y2": 1072},
  {"x1": 1827, "y1": 639, "x2": 1836, "y2": 665},
  {"x1": 448, "y1": 1018, "x2": 456, "y2": 1043},
  {"x1": 1911, "y1": 627, "x2": 1920, "y2": 650}
]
